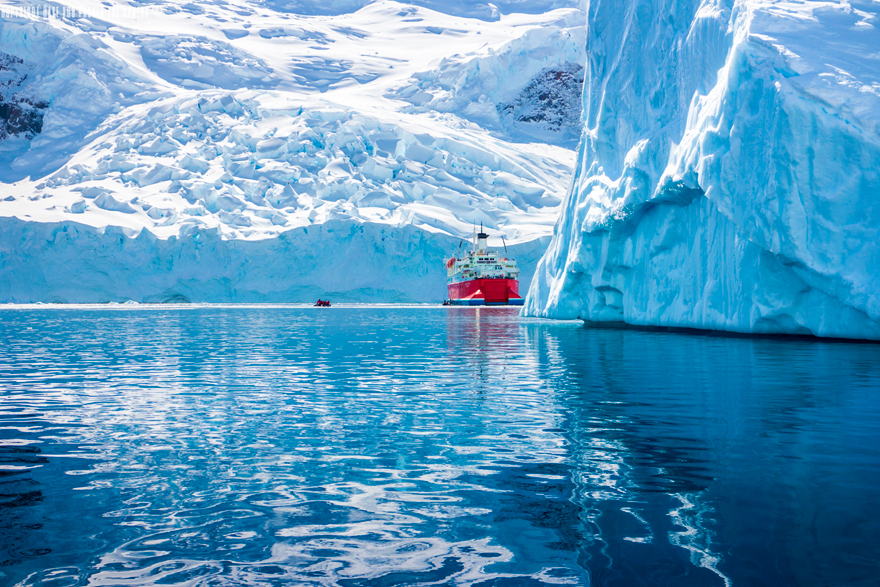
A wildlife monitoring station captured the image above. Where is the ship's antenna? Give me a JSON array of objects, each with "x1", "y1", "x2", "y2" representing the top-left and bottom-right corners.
[{"x1": 502, "y1": 236, "x2": 508, "y2": 256}]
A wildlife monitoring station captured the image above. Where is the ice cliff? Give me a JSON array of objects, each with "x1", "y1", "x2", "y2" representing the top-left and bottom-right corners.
[
  {"x1": 0, "y1": 217, "x2": 549, "y2": 303},
  {"x1": 525, "y1": 0, "x2": 880, "y2": 339}
]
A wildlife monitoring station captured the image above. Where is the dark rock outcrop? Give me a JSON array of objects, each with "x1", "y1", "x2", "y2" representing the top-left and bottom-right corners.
[
  {"x1": 498, "y1": 62, "x2": 584, "y2": 145},
  {"x1": 0, "y1": 52, "x2": 49, "y2": 142}
]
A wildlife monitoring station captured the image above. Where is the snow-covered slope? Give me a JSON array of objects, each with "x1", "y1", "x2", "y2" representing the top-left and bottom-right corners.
[
  {"x1": 525, "y1": 0, "x2": 880, "y2": 339},
  {"x1": 0, "y1": 0, "x2": 582, "y2": 302}
]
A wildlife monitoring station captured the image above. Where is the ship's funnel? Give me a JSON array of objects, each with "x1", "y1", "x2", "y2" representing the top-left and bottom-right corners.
[{"x1": 477, "y1": 231, "x2": 488, "y2": 252}]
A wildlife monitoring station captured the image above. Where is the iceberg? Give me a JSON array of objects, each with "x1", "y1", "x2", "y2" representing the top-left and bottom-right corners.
[{"x1": 525, "y1": 0, "x2": 880, "y2": 339}]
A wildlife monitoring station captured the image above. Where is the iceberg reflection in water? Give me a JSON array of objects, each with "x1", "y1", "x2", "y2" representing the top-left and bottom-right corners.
[{"x1": 0, "y1": 306, "x2": 878, "y2": 586}]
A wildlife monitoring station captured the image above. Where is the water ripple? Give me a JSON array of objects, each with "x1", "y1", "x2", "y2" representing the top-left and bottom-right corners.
[{"x1": 1, "y1": 306, "x2": 879, "y2": 586}]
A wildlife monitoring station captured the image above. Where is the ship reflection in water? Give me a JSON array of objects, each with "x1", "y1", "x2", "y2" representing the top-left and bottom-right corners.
[{"x1": 1, "y1": 306, "x2": 879, "y2": 586}]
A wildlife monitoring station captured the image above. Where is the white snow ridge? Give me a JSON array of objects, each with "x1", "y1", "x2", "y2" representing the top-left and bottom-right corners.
[
  {"x1": 524, "y1": 0, "x2": 880, "y2": 340},
  {"x1": 0, "y1": 0, "x2": 582, "y2": 302}
]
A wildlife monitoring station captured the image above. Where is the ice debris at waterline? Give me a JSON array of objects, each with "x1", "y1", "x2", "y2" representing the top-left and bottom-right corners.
[
  {"x1": 524, "y1": 0, "x2": 880, "y2": 340},
  {"x1": 0, "y1": 217, "x2": 549, "y2": 304},
  {"x1": 0, "y1": 1, "x2": 581, "y2": 303}
]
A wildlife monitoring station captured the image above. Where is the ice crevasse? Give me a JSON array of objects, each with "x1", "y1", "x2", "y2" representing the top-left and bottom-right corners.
[{"x1": 524, "y1": 0, "x2": 880, "y2": 339}]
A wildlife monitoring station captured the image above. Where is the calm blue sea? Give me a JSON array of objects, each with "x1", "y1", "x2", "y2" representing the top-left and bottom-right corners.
[{"x1": 1, "y1": 306, "x2": 879, "y2": 586}]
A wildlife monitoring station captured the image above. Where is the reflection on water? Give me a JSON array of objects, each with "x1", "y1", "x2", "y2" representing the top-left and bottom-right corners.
[{"x1": 0, "y1": 306, "x2": 879, "y2": 586}]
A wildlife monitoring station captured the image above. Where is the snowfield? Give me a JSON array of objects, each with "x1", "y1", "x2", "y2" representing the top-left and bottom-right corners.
[
  {"x1": 524, "y1": 0, "x2": 880, "y2": 340},
  {"x1": 0, "y1": 0, "x2": 582, "y2": 302}
]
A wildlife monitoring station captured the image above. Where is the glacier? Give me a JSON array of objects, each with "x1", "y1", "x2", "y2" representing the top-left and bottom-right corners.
[
  {"x1": 0, "y1": 0, "x2": 581, "y2": 303},
  {"x1": 0, "y1": 216, "x2": 549, "y2": 303},
  {"x1": 525, "y1": 0, "x2": 880, "y2": 339}
]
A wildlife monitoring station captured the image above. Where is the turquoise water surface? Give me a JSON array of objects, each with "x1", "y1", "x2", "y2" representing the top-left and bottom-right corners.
[{"x1": 1, "y1": 306, "x2": 879, "y2": 586}]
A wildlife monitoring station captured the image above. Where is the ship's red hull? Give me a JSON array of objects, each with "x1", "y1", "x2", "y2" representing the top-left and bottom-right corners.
[{"x1": 447, "y1": 278, "x2": 523, "y2": 306}]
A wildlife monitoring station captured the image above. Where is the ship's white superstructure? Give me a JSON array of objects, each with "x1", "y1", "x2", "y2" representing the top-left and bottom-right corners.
[{"x1": 446, "y1": 227, "x2": 522, "y2": 305}]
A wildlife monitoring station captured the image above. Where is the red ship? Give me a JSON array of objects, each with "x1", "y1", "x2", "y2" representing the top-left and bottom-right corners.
[{"x1": 445, "y1": 227, "x2": 523, "y2": 306}]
